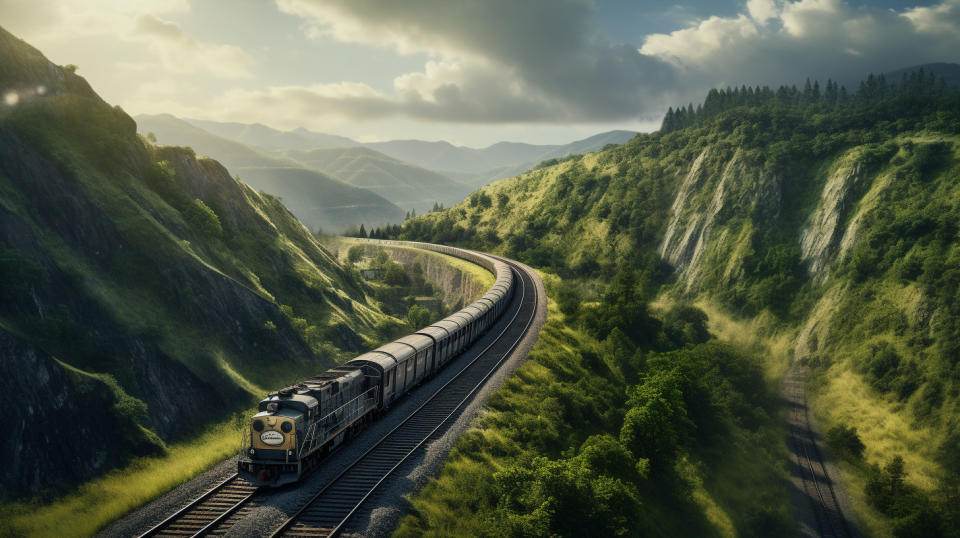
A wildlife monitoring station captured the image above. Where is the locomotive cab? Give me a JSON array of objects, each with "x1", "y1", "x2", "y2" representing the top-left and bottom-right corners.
[{"x1": 239, "y1": 396, "x2": 313, "y2": 486}]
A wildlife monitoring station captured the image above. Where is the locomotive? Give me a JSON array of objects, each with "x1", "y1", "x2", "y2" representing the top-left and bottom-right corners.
[{"x1": 238, "y1": 241, "x2": 515, "y2": 486}]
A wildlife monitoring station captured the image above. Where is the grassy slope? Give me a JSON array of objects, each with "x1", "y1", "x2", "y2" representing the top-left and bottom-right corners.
[{"x1": 0, "y1": 413, "x2": 249, "y2": 537}]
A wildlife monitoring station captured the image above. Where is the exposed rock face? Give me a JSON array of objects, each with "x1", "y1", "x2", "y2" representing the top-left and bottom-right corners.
[
  {"x1": 374, "y1": 246, "x2": 489, "y2": 309},
  {"x1": 799, "y1": 157, "x2": 864, "y2": 282},
  {"x1": 659, "y1": 149, "x2": 781, "y2": 291},
  {"x1": 660, "y1": 148, "x2": 711, "y2": 270},
  {"x1": 0, "y1": 328, "x2": 155, "y2": 497}
]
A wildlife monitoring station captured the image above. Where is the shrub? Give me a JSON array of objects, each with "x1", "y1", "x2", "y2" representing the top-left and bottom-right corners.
[
  {"x1": 825, "y1": 423, "x2": 865, "y2": 460},
  {"x1": 184, "y1": 198, "x2": 222, "y2": 237}
]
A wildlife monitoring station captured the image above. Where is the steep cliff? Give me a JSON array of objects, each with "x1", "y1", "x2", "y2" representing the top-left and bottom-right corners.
[{"x1": 0, "y1": 26, "x2": 397, "y2": 498}]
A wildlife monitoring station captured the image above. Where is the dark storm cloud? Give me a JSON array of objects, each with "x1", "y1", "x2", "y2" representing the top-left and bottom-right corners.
[{"x1": 254, "y1": 0, "x2": 960, "y2": 125}]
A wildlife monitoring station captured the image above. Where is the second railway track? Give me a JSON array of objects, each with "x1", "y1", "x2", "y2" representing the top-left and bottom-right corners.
[
  {"x1": 271, "y1": 259, "x2": 538, "y2": 537},
  {"x1": 786, "y1": 370, "x2": 852, "y2": 538}
]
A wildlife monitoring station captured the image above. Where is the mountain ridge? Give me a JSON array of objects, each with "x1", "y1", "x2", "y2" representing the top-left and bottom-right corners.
[
  {"x1": 0, "y1": 25, "x2": 401, "y2": 497},
  {"x1": 136, "y1": 113, "x2": 405, "y2": 231}
]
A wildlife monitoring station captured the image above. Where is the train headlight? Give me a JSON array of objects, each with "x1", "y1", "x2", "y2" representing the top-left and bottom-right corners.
[
  {"x1": 249, "y1": 448, "x2": 255, "y2": 456},
  {"x1": 281, "y1": 422, "x2": 292, "y2": 433},
  {"x1": 252, "y1": 419, "x2": 264, "y2": 432},
  {"x1": 288, "y1": 450, "x2": 294, "y2": 456}
]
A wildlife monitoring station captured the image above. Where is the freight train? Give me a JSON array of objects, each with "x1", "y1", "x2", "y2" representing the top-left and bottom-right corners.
[{"x1": 238, "y1": 241, "x2": 515, "y2": 486}]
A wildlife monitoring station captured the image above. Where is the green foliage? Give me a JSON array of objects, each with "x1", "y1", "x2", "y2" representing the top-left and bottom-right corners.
[
  {"x1": 0, "y1": 248, "x2": 47, "y2": 299},
  {"x1": 825, "y1": 423, "x2": 865, "y2": 461},
  {"x1": 183, "y1": 198, "x2": 223, "y2": 237},
  {"x1": 490, "y1": 443, "x2": 643, "y2": 537},
  {"x1": 347, "y1": 244, "x2": 365, "y2": 264},
  {"x1": 407, "y1": 304, "x2": 432, "y2": 329},
  {"x1": 396, "y1": 270, "x2": 788, "y2": 536},
  {"x1": 620, "y1": 371, "x2": 693, "y2": 469}
]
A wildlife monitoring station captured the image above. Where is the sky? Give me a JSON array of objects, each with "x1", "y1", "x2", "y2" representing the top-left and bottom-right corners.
[{"x1": 1, "y1": 0, "x2": 958, "y2": 147}]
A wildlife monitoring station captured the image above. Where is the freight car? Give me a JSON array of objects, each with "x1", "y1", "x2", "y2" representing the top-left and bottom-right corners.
[{"x1": 238, "y1": 241, "x2": 514, "y2": 486}]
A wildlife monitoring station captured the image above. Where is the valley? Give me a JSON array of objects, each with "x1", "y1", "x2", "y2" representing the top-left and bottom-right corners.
[{"x1": 2, "y1": 3, "x2": 960, "y2": 536}]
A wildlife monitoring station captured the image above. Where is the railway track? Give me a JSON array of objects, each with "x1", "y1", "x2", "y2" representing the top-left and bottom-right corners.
[
  {"x1": 786, "y1": 371, "x2": 851, "y2": 538},
  {"x1": 270, "y1": 260, "x2": 538, "y2": 537},
  {"x1": 138, "y1": 474, "x2": 258, "y2": 537}
]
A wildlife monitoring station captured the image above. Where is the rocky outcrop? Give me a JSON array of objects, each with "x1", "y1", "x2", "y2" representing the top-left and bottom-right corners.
[
  {"x1": 799, "y1": 157, "x2": 864, "y2": 282},
  {"x1": 659, "y1": 149, "x2": 781, "y2": 291},
  {"x1": 660, "y1": 148, "x2": 711, "y2": 269},
  {"x1": 0, "y1": 327, "x2": 157, "y2": 498},
  {"x1": 375, "y1": 246, "x2": 489, "y2": 309}
]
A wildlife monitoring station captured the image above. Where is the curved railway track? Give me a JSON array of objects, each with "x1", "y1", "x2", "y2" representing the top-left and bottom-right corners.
[
  {"x1": 786, "y1": 370, "x2": 851, "y2": 538},
  {"x1": 134, "y1": 251, "x2": 541, "y2": 538},
  {"x1": 271, "y1": 260, "x2": 538, "y2": 537}
]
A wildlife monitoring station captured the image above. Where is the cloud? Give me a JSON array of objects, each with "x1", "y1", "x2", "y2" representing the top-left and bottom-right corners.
[
  {"x1": 132, "y1": 15, "x2": 253, "y2": 79},
  {"x1": 274, "y1": 0, "x2": 677, "y2": 123},
  {"x1": 265, "y1": 0, "x2": 960, "y2": 127},
  {"x1": 747, "y1": 0, "x2": 780, "y2": 24},
  {"x1": 640, "y1": 0, "x2": 960, "y2": 92}
]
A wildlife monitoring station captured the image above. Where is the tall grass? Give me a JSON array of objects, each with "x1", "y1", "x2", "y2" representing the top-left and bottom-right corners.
[{"x1": 1, "y1": 413, "x2": 250, "y2": 537}]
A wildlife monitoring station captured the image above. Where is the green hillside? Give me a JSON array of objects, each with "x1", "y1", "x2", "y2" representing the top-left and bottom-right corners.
[
  {"x1": 276, "y1": 146, "x2": 471, "y2": 213},
  {"x1": 0, "y1": 26, "x2": 405, "y2": 500},
  {"x1": 135, "y1": 114, "x2": 405, "y2": 232},
  {"x1": 391, "y1": 74, "x2": 960, "y2": 536}
]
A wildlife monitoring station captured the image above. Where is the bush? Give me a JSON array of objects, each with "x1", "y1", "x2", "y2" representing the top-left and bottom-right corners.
[
  {"x1": 407, "y1": 304, "x2": 431, "y2": 329},
  {"x1": 184, "y1": 199, "x2": 222, "y2": 237},
  {"x1": 825, "y1": 423, "x2": 865, "y2": 460}
]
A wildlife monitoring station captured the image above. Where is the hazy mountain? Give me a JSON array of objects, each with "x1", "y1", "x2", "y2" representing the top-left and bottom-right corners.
[
  {"x1": 0, "y1": 26, "x2": 399, "y2": 497},
  {"x1": 277, "y1": 146, "x2": 471, "y2": 212},
  {"x1": 883, "y1": 62, "x2": 960, "y2": 88},
  {"x1": 179, "y1": 117, "x2": 637, "y2": 188},
  {"x1": 186, "y1": 118, "x2": 360, "y2": 152},
  {"x1": 365, "y1": 129, "x2": 637, "y2": 176},
  {"x1": 136, "y1": 114, "x2": 404, "y2": 231}
]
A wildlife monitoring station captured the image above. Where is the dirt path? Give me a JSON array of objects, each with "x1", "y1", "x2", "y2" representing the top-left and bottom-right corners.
[{"x1": 785, "y1": 367, "x2": 863, "y2": 538}]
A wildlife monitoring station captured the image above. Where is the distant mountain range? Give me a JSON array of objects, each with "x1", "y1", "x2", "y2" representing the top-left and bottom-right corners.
[
  {"x1": 179, "y1": 118, "x2": 636, "y2": 188},
  {"x1": 274, "y1": 146, "x2": 469, "y2": 212},
  {"x1": 138, "y1": 116, "x2": 637, "y2": 220},
  {"x1": 883, "y1": 62, "x2": 960, "y2": 88},
  {"x1": 365, "y1": 130, "x2": 637, "y2": 178}
]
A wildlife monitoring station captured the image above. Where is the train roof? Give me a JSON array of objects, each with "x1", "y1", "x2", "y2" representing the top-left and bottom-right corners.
[
  {"x1": 395, "y1": 333, "x2": 433, "y2": 351},
  {"x1": 345, "y1": 351, "x2": 398, "y2": 373},
  {"x1": 432, "y1": 318, "x2": 462, "y2": 331},
  {"x1": 416, "y1": 325, "x2": 449, "y2": 340},
  {"x1": 374, "y1": 341, "x2": 417, "y2": 362}
]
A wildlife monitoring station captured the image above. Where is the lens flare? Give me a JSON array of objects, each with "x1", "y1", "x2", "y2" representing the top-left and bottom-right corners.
[{"x1": 3, "y1": 92, "x2": 18, "y2": 106}]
